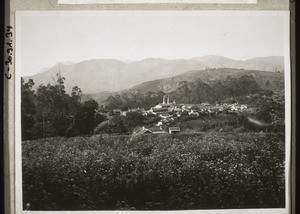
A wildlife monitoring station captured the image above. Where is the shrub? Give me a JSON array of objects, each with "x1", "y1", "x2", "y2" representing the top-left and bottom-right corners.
[{"x1": 22, "y1": 132, "x2": 285, "y2": 210}]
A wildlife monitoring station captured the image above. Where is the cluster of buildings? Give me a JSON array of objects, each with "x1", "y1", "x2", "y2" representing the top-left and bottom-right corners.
[
  {"x1": 147, "y1": 96, "x2": 250, "y2": 118},
  {"x1": 100, "y1": 95, "x2": 253, "y2": 135},
  {"x1": 133, "y1": 96, "x2": 253, "y2": 135}
]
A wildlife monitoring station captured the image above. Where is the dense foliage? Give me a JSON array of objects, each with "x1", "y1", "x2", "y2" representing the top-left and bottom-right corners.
[
  {"x1": 21, "y1": 76, "x2": 103, "y2": 140},
  {"x1": 237, "y1": 92, "x2": 285, "y2": 124},
  {"x1": 105, "y1": 75, "x2": 260, "y2": 109},
  {"x1": 22, "y1": 132, "x2": 285, "y2": 210},
  {"x1": 105, "y1": 91, "x2": 166, "y2": 110}
]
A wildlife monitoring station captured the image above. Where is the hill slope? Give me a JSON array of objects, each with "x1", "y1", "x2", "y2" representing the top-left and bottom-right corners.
[
  {"x1": 85, "y1": 68, "x2": 284, "y2": 104},
  {"x1": 23, "y1": 56, "x2": 284, "y2": 94},
  {"x1": 128, "y1": 68, "x2": 284, "y2": 94}
]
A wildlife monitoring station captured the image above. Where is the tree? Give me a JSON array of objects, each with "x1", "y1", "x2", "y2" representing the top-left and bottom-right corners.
[
  {"x1": 75, "y1": 99, "x2": 99, "y2": 135},
  {"x1": 190, "y1": 79, "x2": 215, "y2": 103},
  {"x1": 178, "y1": 81, "x2": 191, "y2": 103},
  {"x1": 110, "y1": 115, "x2": 128, "y2": 133},
  {"x1": 237, "y1": 75, "x2": 259, "y2": 95},
  {"x1": 125, "y1": 112, "x2": 144, "y2": 130},
  {"x1": 129, "y1": 91, "x2": 144, "y2": 108},
  {"x1": 21, "y1": 78, "x2": 36, "y2": 140},
  {"x1": 224, "y1": 76, "x2": 239, "y2": 99},
  {"x1": 34, "y1": 74, "x2": 71, "y2": 137},
  {"x1": 21, "y1": 73, "x2": 104, "y2": 139},
  {"x1": 69, "y1": 86, "x2": 82, "y2": 118},
  {"x1": 106, "y1": 95, "x2": 120, "y2": 109},
  {"x1": 71, "y1": 86, "x2": 82, "y2": 102}
]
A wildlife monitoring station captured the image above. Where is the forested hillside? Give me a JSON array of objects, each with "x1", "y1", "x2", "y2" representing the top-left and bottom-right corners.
[
  {"x1": 103, "y1": 74, "x2": 274, "y2": 110},
  {"x1": 84, "y1": 68, "x2": 284, "y2": 105}
]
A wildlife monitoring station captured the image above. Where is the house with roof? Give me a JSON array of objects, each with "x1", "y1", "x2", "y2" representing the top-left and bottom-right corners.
[
  {"x1": 152, "y1": 107, "x2": 169, "y2": 113},
  {"x1": 172, "y1": 106, "x2": 181, "y2": 112},
  {"x1": 133, "y1": 125, "x2": 168, "y2": 135},
  {"x1": 129, "y1": 107, "x2": 147, "y2": 115},
  {"x1": 168, "y1": 127, "x2": 181, "y2": 134},
  {"x1": 112, "y1": 109, "x2": 122, "y2": 115},
  {"x1": 189, "y1": 111, "x2": 199, "y2": 116},
  {"x1": 133, "y1": 126, "x2": 153, "y2": 135},
  {"x1": 148, "y1": 126, "x2": 168, "y2": 134},
  {"x1": 190, "y1": 105, "x2": 200, "y2": 111},
  {"x1": 159, "y1": 113, "x2": 170, "y2": 119}
]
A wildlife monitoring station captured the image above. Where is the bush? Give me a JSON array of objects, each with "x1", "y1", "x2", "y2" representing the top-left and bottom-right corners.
[{"x1": 22, "y1": 132, "x2": 285, "y2": 210}]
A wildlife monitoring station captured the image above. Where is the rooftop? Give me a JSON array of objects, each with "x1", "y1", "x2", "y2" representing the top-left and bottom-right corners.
[
  {"x1": 148, "y1": 126, "x2": 167, "y2": 133},
  {"x1": 169, "y1": 127, "x2": 180, "y2": 131}
]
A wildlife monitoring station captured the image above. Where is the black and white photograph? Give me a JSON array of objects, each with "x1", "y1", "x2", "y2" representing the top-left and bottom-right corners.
[{"x1": 15, "y1": 11, "x2": 290, "y2": 213}]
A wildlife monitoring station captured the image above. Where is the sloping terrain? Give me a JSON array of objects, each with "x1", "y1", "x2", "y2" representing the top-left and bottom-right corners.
[{"x1": 23, "y1": 56, "x2": 284, "y2": 94}]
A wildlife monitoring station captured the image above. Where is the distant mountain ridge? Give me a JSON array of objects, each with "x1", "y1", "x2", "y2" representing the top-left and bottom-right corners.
[
  {"x1": 83, "y1": 67, "x2": 284, "y2": 104},
  {"x1": 23, "y1": 55, "x2": 284, "y2": 94}
]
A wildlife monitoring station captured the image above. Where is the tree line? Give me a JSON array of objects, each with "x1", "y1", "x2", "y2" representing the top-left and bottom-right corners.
[
  {"x1": 105, "y1": 75, "x2": 261, "y2": 110},
  {"x1": 171, "y1": 75, "x2": 260, "y2": 104},
  {"x1": 21, "y1": 74, "x2": 105, "y2": 140},
  {"x1": 104, "y1": 91, "x2": 166, "y2": 110}
]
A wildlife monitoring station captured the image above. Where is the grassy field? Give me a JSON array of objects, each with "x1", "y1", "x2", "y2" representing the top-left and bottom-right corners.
[{"x1": 22, "y1": 132, "x2": 285, "y2": 210}]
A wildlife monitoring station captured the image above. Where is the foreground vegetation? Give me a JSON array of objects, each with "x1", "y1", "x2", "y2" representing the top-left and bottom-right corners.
[{"x1": 22, "y1": 132, "x2": 285, "y2": 210}]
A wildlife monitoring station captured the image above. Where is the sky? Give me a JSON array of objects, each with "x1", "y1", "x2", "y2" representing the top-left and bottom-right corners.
[{"x1": 16, "y1": 11, "x2": 288, "y2": 76}]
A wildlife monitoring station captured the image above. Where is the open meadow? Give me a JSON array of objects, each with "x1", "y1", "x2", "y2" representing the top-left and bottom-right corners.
[{"x1": 22, "y1": 132, "x2": 285, "y2": 210}]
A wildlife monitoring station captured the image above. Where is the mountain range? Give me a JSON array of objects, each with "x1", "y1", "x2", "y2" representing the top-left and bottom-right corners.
[{"x1": 23, "y1": 55, "x2": 284, "y2": 94}]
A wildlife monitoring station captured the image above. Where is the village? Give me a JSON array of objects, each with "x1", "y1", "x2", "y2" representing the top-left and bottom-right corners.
[{"x1": 96, "y1": 95, "x2": 255, "y2": 135}]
